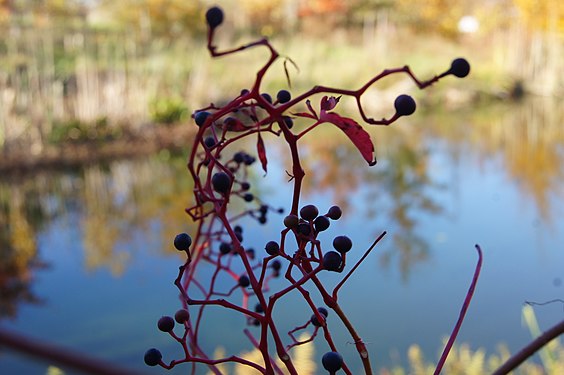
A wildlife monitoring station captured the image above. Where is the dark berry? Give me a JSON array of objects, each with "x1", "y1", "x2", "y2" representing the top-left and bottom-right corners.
[
  {"x1": 243, "y1": 154, "x2": 256, "y2": 165},
  {"x1": 298, "y1": 223, "x2": 311, "y2": 236},
  {"x1": 174, "y1": 309, "x2": 190, "y2": 324},
  {"x1": 326, "y1": 205, "x2": 342, "y2": 220},
  {"x1": 310, "y1": 313, "x2": 325, "y2": 327},
  {"x1": 223, "y1": 116, "x2": 238, "y2": 128},
  {"x1": 449, "y1": 58, "x2": 470, "y2": 78},
  {"x1": 282, "y1": 116, "x2": 293, "y2": 129},
  {"x1": 317, "y1": 307, "x2": 329, "y2": 317},
  {"x1": 284, "y1": 214, "x2": 299, "y2": 228},
  {"x1": 211, "y1": 172, "x2": 231, "y2": 194},
  {"x1": 261, "y1": 93, "x2": 272, "y2": 104},
  {"x1": 322, "y1": 351, "x2": 343, "y2": 372},
  {"x1": 255, "y1": 303, "x2": 264, "y2": 313},
  {"x1": 259, "y1": 205, "x2": 269, "y2": 214},
  {"x1": 194, "y1": 111, "x2": 210, "y2": 126},
  {"x1": 234, "y1": 225, "x2": 243, "y2": 234},
  {"x1": 265, "y1": 241, "x2": 279, "y2": 256},
  {"x1": 144, "y1": 348, "x2": 162, "y2": 367},
  {"x1": 258, "y1": 215, "x2": 267, "y2": 224},
  {"x1": 251, "y1": 319, "x2": 260, "y2": 326},
  {"x1": 271, "y1": 260, "x2": 282, "y2": 271},
  {"x1": 205, "y1": 6, "x2": 224, "y2": 29},
  {"x1": 333, "y1": 235, "x2": 352, "y2": 253},
  {"x1": 174, "y1": 233, "x2": 192, "y2": 251},
  {"x1": 219, "y1": 242, "x2": 232, "y2": 255},
  {"x1": 314, "y1": 216, "x2": 330, "y2": 232},
  {"x1": 157, "y1": 316, "x2": 175, "y2": 332},
  {"x1": 243, "y1": 193, "x2": 254, "y2": 202},
  {"x1": 204, "y1": 136, "x2": 216, "y2": 148},
  {"x1": 246, "y1": 248, "x2": 255, "y2": 260},
  {"x1": 276, "y1": 89, "x2": 291, "y2": 103},
  {"x1": 322, "y1": 251, "x2": 342, "y2": 272},
  {"x1": 394, "y1": 94, "x2": 416, "y2": 117},
  {"x1": 234, "y1": 151, "x2": 245, "y2": 163},
  {"x1": 241, "y1": 182, "x2": 251, "y2": 191},
  {"x1": 235, "y1": 231, "x2": 243, "y2": 242},
  {"x1": 239, "y1": 275, "x2": 250, "y2": 287},
  {"x1": 300, "y1": 204, "x2": 319, "y2": 221},
  {"x1": 240, "y1": 89, "x2": 250, "y2": 96}
]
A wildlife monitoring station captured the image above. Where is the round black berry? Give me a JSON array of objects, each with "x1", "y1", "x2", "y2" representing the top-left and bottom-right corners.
[
  {"x1": 258, "y1": 215, "x2": 267, "y2": 224},
  {"x1": 243, "y1": 193, "x2": 254, "y2": 202},
  {"x1": 326, "y1": 205, "x2": 342, "y2": 220},
  {"x1": 144, "y1": 348, "x2": 162, "y2": 367},
  {"x1": 219, "y1": 242, "x2": 232, "y2": 255},
  {"x1": 322, "y1": 251, "x2": 342, "y2": 272},
  {"x1": 300, "y1": 204, "x2": 319, "y2": 221},
  {"x1": 235, "y1": 231, "x2": 243, "y2": 242},
  {"x1": 204, "y1": 136, "x2": 216, "y2": 148},
  {"x1": 449, "y1": 58, "x2": 470, "y2": 78},
  {"x1": 394, "y1": 94, "x2": 416, "y2": 117},
  {"x1": 284, "y1": 214, "x2": 299, "y2": 229},
  {"x1": 194, "y1": 111, "x2": 210, "y2": 126},
  {"x1": 246, "y1": 248, "x2": 255, "y2": 260},
  {"x1": 322, "y1": 351, "x2": 343, "y2": 372},
  {"x1": 310, "y1": 313, "x2": 325, "y2": 327},
  {"x1": 212, "y1": 172, "x2": 232, "y2": 194},
  {"x1": 276, "y1": 89, "x2": 291, "y2": 104},
  {"x1": 282, "y1": 116, "x2": 293, "y2": 129},
  {"x1": 234, "y1": 225, "x2": 243, "y2": 234},
  {"x1": 239, "y1": 275, "x2": 250, "y2": 287},
  {"x1": 241, "y1": 182, "x2": 251, "y2": 191},
  {"x1": 298, "y1": 223, "x2": 311, "y2": 236},
  {"x1": 234, "y1": 151, "x2": 245, "y2": 163},
  {"x1": 240, "y1": 89, "x2": 250, "y2": 96},
  {"x1": 205, "y1": 6, "x2": 224, "y2": 29},
  {"x1": 259, "y1": 205, "x2": 269, "y2": 214},
  {"x1": 243, "y1": 154, "x2": 256, "y2": 165},
  {"x1": 317, "y1": 307, "x2": 329, "y2": 317},
  {"x1": 271, "y1": 259, "x2": 282, "y2": 271},
  {"x1": 157, "y1": 316, "x2": 175, "y2": 332},
  {"x1": 174, "y1": 233, "x2": 192, "y2": 251},
  {"x1": 174, "y1": 309, "x2": 190, "y2": 324},
  {"x1": 261, "y1": 93, "x2": 272, "y2": 104},
  {"x1": 255, "y1": 303, "x2": 264, "y2": 313},
  {"x1": 333, "y1": 235, "x2": 352, "y2": 253},
  {"x1": 314, "y1": 216, "x2": 330, "y2": 232},
  {"x1": 265, "y1": 241, "x2": 280, "y2": 256}
]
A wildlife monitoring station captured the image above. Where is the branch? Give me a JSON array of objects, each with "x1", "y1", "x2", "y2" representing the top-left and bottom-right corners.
[
  {"x1": 434, "y1": 244, "x2": 483, "y2": 374},
  {"x1": 492, "y1": 319, "x2": 564, "y2": 375}
]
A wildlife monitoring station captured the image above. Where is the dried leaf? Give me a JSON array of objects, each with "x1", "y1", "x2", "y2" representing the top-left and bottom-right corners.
[
  {"x1": 223, "y1": 117, "x2": 249, "y2": 132},
  {"x1": 257, "y1": 132, "x2": 267, "y2": 174}
]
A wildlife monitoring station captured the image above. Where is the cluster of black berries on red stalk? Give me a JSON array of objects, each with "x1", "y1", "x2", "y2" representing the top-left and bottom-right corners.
[{"x1": 144, "y1": 5, "x2": 473, "y2": 375}]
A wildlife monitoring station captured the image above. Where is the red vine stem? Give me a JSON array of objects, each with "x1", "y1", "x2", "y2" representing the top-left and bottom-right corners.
[
  {"x1": 491, "y1": 319, "x2": 564, "y2": 375},
  {"x1": 433, "y1": 244, "x2": 483, "y2": 374}
]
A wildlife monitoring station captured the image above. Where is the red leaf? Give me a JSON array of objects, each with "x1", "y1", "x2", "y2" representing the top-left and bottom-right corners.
[
  {"x1": 257, "y1": 132, "x2": 267, "y2": 174},
  {"x1": 320, "y1": 96, "x2": 341, "y2": 111},
  {"x1": 320, "y1": 112, "x2": 375, "y2": 165}
]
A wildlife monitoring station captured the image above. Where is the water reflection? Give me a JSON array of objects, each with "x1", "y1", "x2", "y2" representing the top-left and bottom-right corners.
[
  {"x1": 0, "y1": 151, "x2": 197, "y2": 320},
  {"x1": 0, "y1": 183, "x2": 46, "y2": 318}
]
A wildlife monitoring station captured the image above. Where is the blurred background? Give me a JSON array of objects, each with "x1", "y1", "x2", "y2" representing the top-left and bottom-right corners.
[{"x1": 0, "y1": 0, "x2": 563, "y2": 374}]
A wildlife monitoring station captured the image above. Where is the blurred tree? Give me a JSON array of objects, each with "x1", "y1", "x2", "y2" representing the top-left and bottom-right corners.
[
  {"x1": 92, "y1": 0, "x2": 205, "y2": 38},
  {"x1": 513, "y1": 0, "x2": 564, "y2": 33}
]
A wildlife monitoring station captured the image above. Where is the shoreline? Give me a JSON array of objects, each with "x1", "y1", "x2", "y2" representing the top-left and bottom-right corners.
[{"x1": 0, "y1": 124, "x2": 195, "y2": 178}]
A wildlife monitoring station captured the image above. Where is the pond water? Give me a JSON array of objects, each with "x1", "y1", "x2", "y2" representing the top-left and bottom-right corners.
[{"x1": 0, "y1": 98, "x2": 563, "y2": 374}]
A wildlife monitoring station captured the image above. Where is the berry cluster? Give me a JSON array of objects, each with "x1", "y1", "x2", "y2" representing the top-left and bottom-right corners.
[{"x1": 145, "y1": 6, "x2": 471, "y2": 375}]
